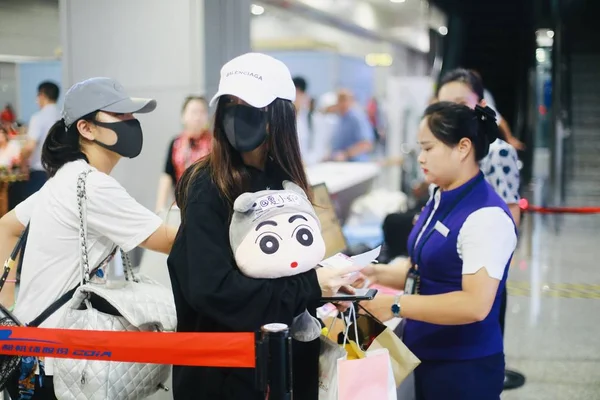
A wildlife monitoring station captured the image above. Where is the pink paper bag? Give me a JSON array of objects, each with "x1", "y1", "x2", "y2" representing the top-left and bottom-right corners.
[{"x1": 337, "y1": 348, "x2": 396, "y2": 400}]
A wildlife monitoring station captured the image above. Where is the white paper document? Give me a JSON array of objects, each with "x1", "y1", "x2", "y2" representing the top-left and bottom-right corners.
[{"x1": 318, "y1": 245, "x2": 381, "y2": 270}]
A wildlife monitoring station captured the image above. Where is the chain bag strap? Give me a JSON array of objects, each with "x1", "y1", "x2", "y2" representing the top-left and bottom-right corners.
[
  {"x1": 77, "y1": 170, "x2": 92, "y2": 286},
  {"x1": 119, "y1": 250, "x2": 139, "y2": 283},
  {"x1": 77, "y1": 170, "x2": 138, "y2": 285},
  {"x1": 78, "y1": 170, "x2": 135, "y2": 284}
]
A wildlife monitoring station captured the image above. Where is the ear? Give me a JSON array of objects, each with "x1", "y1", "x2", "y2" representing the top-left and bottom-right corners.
[
  {"x1": 479, "y1": 99, "x2": 488, "y2": 108},
  {"x1": 76, "y1": 119, "x2": 96, "y2": 141},
  {"x1": 282, "y1": 180, "x2": 308, "y2": 199},
  {"x1": 457, "y1": 137, "x2": 472, "y2": 161},
  {"x1": 233, "y1": 192, "x2": 258, "y2": 213}
]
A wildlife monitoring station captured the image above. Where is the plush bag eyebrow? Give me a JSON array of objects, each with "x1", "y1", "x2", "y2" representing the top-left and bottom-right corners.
[
  {"x1": 288, "y1": 215, "x2": 308, "y2": 223},
  {"x1": 256, "y1": 220, "x2": 277, "y2": 230}
]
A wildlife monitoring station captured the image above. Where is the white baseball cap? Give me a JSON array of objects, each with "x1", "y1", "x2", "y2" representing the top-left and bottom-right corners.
[{"x1": 209, "y1": 53, "x2": 296, "y2": 109}]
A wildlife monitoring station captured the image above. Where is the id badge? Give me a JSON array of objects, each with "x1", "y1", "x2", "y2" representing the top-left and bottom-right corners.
[{"x1": 404, "y1": 266, "x2": 420, "y2": 295}]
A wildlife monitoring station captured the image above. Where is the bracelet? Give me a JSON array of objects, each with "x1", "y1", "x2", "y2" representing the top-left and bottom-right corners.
[{"x1": 4, "y1": 279, "x2": 16, "y2": 283}]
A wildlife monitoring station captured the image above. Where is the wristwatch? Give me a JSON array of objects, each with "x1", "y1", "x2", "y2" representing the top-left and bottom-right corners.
[{"x1": 391, "y1": 295, "x2": 402, "y2": 318}]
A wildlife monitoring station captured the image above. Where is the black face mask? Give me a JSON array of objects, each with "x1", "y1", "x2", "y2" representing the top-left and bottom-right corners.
[
  {"x1": 93, "y1": 119, "x2": 143, "y2": 158},
  {"x1": 222, "y1": 105, "x2": 268, "y2": 152}
]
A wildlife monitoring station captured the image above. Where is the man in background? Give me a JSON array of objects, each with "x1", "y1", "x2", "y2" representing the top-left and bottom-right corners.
[
  {"x1": 292, "y1": 76, "x2": 314, "y2": 164},
  {"x1": 20, "y1": 81, "x2": 61, "y2": 198},
  {"x1": 329, "y1": 89, "x2": 374, "y2": 162}
]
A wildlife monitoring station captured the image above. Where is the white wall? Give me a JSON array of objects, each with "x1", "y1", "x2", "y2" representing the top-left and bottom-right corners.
[
  {"x1": 0, "y1": 62, "x2": 18, "y2": 112},
  {"x1": 60, "y1": 0, "x2": 206, "y2": 213},
  {"x1": 0, "y1": 0, "x2": 60, "y2": 58}
]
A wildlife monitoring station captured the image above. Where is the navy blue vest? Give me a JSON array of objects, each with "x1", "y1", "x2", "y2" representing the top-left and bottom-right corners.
[{"x1": 404, "y1": 172, "x2": 515, "y2": 361}]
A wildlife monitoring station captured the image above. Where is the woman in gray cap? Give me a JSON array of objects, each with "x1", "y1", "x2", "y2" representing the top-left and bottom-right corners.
[{"x1": 0, "y1": 77, "x2": 177, "y2": 399}]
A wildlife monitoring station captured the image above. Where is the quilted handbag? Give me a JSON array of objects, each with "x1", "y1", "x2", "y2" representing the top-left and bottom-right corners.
[{"x1": 52, "y1": 170, "x2": 177, "y2": 400}]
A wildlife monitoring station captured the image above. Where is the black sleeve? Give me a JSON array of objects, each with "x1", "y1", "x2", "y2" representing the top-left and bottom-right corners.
[
  {"x1": 164, "y1": 138, "x2": 176, "y2": 184},
  {"x1": 173, "y1": 196, "x2": 322, "y2": 332}
]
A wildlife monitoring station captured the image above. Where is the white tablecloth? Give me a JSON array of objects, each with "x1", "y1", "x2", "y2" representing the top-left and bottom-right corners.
[{"x1": 306, "y1": 162, "x2": 380, "y2": 194}]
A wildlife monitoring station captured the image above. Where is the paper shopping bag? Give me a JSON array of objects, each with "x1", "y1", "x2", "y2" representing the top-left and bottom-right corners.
[
  {"x1": 357, "y1": 307, "x2": 420, "y2": 386},
  {"x1": 337, "y1": 348, "x2": 396, "y2": 400},
  {"x1": 318, "y1": 336, "x2": 346, "y2": 400},
  {"x1": 367, "y1": 349, "x2": 397, "y2": 398}
]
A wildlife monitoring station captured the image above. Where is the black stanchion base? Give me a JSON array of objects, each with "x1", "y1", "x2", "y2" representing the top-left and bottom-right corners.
[{"x1": 503, "y1": 369, "x2": 526, "y2": 390}]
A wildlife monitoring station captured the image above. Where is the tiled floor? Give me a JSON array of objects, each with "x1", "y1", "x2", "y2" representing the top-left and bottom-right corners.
[{"x1": 501, "y1": 213, "x2": 600, "y2": 400}]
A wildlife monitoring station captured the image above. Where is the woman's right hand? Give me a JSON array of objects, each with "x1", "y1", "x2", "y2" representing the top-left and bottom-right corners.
[
  {"x1": 352, "y1": 263, "x2": 378, "y2": 289},
  {"x1": 316, "y1": 265, "x2": 363, "y2": 298}
]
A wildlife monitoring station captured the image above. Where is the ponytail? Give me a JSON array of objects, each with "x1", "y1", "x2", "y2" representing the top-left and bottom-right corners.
[
  {"x1": 423, "y1": 102, "x2": 501, "y2": 163},
  {"x1": 41, "y1": 112, "x2": 96, "y2": 177},
  {"x1": 473, "y1": 105, "x2": 500, "y2": 161}
]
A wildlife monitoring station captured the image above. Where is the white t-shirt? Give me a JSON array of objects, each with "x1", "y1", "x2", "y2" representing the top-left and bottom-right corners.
[
  {"x1": 480, "y1": 139, "x2": 520, "y2": 204},
  {"x1": 27, "y1": 103, "x2": 61, "y2": 171},
  {"x1": 14, "y1": 159, "x2": 162, "y2": 374},
  {"x1": 417, "y1": 189, "x2": 517, "y2": 280}
]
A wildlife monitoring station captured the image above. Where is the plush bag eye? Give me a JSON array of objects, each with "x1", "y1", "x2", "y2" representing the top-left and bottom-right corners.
[
  {"x1": 260, "y1": 235, "x2": 280, "y2": 254},
  {"x1": 295, "y1": 228, "x2": 313, "y2": 247}
]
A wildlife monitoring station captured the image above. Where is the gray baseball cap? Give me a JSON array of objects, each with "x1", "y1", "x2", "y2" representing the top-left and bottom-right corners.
[{"x1": 62, "y1": 77, "x2": 157, "y2": 126}]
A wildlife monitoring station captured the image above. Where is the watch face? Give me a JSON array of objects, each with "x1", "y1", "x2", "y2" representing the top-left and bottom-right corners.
[{"x1": 391, "y1": 304, "x2": 400, "y2": 317}]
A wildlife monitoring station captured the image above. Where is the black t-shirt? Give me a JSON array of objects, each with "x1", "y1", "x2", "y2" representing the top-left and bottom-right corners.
[
  {"x1": 164, "y1": 138, "x2": 177, "y2": 184},
  {"x1": 167, "y1": 161, "x2": 321, "y2": 400}
]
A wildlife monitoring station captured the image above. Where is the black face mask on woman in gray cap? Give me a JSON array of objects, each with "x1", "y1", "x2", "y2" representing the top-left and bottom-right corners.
[
  {"x1": 93, "y1": 119, "x2": 144, "y2": 158},
  {"x1": 62, "y1": 77, "x2": 157, "y2": 158}
]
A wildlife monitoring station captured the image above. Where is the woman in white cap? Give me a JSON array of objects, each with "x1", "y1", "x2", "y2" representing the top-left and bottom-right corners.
[
  {"x1": 168, "y1": 53, "x2": 360, "y2": 400},
  {"x1": 0, "y1": 77, "x2": 177, "y2": 399}
]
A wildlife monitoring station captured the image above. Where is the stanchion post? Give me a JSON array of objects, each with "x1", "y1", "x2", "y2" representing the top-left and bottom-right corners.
[{"x1": 260, "y1": 323, "x2": 293, "y2": 400}]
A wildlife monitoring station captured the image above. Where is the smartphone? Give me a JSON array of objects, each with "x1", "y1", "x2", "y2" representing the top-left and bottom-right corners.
[{"x1": 320, "y1": 288, "x2": 378, "y2": 302}]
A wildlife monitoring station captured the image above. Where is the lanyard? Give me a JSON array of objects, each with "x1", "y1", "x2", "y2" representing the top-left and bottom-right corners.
[{"x1": 405, "y1": 174, "x2": 483, "y2": 293}]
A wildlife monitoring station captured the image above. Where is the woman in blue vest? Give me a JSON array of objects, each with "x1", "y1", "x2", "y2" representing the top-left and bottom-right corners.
[{"x1": 362, "y1": 101, "x2": 517, "y2": 399}]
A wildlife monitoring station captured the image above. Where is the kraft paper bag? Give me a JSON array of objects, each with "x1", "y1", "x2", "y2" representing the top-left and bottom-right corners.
[{"x1": 357, "y1": 307, "x2": 420, "y2": 386}]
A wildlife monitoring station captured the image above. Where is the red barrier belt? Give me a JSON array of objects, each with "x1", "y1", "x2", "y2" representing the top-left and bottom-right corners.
[
  {"x1": 0, "y1": 326, "x2": 256, "y2": 368},
  {"x1": 523, "y1": 205, "x2": 600, "y2": 214}
]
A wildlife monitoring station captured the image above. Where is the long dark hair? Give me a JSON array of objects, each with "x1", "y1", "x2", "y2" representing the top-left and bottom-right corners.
[
  {"x1": 41, "y1": 112, "x2": 97, "y2": 177},
  {"x1": 423, "y1": 101, "x2": 500, "y2": 161},
  {"x1": 176, "y1": 97, "x2": 310, "y2": 221}
]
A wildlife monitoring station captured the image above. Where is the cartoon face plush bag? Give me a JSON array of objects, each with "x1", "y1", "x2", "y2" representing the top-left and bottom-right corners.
[{"x1": 230, "y1": 181, "x2": 326, "y2": 341}]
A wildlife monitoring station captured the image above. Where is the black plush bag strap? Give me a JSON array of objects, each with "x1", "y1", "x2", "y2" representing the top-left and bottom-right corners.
[
  {"x1": 0, "y1": 223, "x2": 79, "y2": 328},
  {"x1": 0, "y1": 223, "x2": 30, "y2": 293},
  {"x1": 27, "y1": 285, "x2": 80, "y2": 327},
  {"x1": 15, "y1": 225, "x2": 29, "y2": 282}
]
